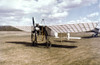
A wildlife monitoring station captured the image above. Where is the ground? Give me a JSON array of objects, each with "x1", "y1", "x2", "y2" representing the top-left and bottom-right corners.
[{"x1": 0, "y1": 31, "x2": 100, "y2": 65}]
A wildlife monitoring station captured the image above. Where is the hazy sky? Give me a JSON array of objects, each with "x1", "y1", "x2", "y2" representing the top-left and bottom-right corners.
[{"x1": 0, "y1": 0, "x2": 100, "y2": 26}]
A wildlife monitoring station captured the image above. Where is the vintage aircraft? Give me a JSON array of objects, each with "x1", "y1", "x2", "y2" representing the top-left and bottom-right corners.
[{"x1": 31, "y1": 17, "x2": 99, "y2": 48}]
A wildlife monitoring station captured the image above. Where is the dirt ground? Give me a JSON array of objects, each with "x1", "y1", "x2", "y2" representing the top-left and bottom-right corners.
[{"x1": 0, "y1": 31, "x2": 100, "y2": 65}]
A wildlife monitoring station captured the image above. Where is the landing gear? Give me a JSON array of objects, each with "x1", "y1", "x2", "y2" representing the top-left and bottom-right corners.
[
  {"x1": 31, "y1": 31, "x2": 38, "y2": 46},
  {"x1": 31, "y1": 26, "x2": 51, "y2": 48}
]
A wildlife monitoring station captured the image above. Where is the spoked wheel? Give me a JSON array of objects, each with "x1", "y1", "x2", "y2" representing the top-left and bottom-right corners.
[{"x1": 31, "y1": 31, "x2": 38, "y2": 46}]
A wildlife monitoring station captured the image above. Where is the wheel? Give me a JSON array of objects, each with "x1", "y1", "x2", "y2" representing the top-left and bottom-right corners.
[
  {"x1": 46, "y1": 41, "x2": 51, "y2": 48},
  {"x1": 31, "y1": 31, "x2": 37, "y2": 46}
]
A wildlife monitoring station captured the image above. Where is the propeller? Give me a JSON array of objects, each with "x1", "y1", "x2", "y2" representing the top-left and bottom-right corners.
[{"x1": 31, "y1": 17, "x2": 37, "y2": 45}]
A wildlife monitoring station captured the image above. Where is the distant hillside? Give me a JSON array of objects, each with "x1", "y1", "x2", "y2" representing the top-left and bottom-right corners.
[
  {"x1": 13, "y1": 26, "x2": 31, "y2": 32},
  {"x1": 0, "y1": 26, "x2": 22, "y2": 31}
]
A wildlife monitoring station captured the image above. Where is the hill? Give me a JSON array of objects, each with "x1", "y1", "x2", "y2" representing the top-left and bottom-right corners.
[{"x1": 0, "y1": 26, "x2": 22, "y2": 31}]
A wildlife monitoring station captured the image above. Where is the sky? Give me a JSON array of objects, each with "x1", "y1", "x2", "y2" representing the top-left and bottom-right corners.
[{"x1": 0, "y1": 0, "x2": 100, "y2": 26}]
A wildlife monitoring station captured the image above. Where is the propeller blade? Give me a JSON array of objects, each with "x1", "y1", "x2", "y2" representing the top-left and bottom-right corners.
[{"x1": 32, "y1": 17, "x2": 35, "y2": 26}]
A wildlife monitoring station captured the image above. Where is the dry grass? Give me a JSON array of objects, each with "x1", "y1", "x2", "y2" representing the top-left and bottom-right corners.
[{"x1": 0, "y1": 31, "x2": 100, "y2": 65}]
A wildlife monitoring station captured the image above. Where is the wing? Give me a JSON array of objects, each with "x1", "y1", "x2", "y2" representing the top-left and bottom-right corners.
[{"x1": 47, "y1": 22, "x2": 98, "y2": 33}]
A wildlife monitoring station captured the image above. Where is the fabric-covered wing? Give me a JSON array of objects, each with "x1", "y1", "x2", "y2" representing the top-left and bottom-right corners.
[{"x1": 47, "y1": 22, "x2": 97, "y2": 33}]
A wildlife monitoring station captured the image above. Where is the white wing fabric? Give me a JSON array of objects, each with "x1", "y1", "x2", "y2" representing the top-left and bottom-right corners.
[{"x1": 47, "y1": 22, "x2": 97, "y2": 33}]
